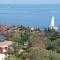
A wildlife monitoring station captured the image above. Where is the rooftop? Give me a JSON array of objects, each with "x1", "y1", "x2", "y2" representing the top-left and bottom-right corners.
[{"x1": 0, "y1": 41, "x2": 13, "y2": 47}]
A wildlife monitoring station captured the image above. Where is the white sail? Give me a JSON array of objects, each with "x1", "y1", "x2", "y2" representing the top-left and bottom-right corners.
[
  {"x1": 50, "y1": 16, "x2": 58, "y2": 31},
  {"x1": 51, "y1": 16, "x2": 54, "y2": 27}
]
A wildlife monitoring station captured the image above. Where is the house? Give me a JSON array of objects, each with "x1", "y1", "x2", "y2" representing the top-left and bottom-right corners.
[
  {"x1": 0, "y1": 25, "x2": 8, "y2": 32},
  {"x1": 0, "y1": 41, "x2": 13, "y2": 60},
  {"x1": 0, "y1": 41, "x2": 13, "y2": 54},
  {"x1": 0, "y1": 25, "x2": 8, "y2": 35},
  {"x1": 0, "y1": 54, "x2": 5, "y2": 60}
]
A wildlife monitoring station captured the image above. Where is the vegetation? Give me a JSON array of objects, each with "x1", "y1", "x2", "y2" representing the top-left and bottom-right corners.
[{"x1": 5, "y1": 25, "x2": 60, "y2": 60}]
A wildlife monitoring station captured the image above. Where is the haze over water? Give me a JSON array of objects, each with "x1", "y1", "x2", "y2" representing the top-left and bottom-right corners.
[{"x1": 0, "y1": 4, "x2": 60, "y2": 28}]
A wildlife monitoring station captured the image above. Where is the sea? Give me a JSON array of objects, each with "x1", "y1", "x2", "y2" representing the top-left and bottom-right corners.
[{"x1": 0, "y1": 4, "x2": 60, "y2": 28}]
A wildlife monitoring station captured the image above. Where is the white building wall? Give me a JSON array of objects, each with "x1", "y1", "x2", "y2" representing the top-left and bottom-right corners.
[{"x1": 0, "y1": 54, "x2": 5, "y2": 60}]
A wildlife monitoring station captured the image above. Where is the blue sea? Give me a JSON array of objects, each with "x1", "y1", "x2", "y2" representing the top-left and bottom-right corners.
[{"x1": 0, "y1": 4, "x2": 60, "y2": 28}]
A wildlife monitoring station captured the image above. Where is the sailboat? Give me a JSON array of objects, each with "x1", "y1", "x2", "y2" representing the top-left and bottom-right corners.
[{"x1": 50, "y1": 16, "x2": 58, "y2": 30}]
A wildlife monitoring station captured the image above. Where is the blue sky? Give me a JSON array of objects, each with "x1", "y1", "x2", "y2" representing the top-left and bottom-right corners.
[{"x1": 0, "y1": 0, "x2": 60, "y2": 4}]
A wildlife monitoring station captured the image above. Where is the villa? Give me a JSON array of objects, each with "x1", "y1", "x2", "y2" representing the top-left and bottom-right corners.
[
  {"x1": 0, "y1": 41, "x2": 13, "y2": 54},
  {"x1": 0, "y1": 25, "x2": 8, "y2": 35},
  {"x1": 0, "y1": 41, "x2": 13, "y2": 60}
]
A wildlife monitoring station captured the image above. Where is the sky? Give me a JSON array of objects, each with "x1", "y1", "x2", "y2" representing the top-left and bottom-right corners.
[{"x1": 0, "y1": 0, "x2": 60, "y2": 4}]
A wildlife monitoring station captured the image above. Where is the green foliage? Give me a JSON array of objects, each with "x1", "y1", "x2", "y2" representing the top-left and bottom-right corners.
[
  {"x1": 29, "y1": 48, "x2": 49, "y2": 60},
  {"x1": 6, "y1": 25, "x2": 60, "y2": 60},
  {"x1": 29, "y1": 48, "x2": 60, "y2": 60},
  {"x1": 49, "y1": 51, "x2": 60, "y2": 60}
]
